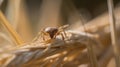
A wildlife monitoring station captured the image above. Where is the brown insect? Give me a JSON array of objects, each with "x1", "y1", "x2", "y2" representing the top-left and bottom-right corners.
[{"x1": 33, "y1": 25, "x2": 69, "y2": 42}]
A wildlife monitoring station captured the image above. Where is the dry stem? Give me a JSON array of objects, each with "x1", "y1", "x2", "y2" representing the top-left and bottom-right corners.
[
  {"x1": 0, "y1": 11, "x2": 24, "y2": 45},
  {"x1": 107, "y1": 0, "x2": 120, "y2": 67}
]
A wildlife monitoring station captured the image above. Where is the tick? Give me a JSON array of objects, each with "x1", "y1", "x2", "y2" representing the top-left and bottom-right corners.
[{"x1": 33, "y1": 25, "x2": 69, "y2": 42}]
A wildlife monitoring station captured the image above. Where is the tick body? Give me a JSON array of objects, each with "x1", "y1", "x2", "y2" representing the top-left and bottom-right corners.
[{"x1": 44, "y1": 27, "x2": 58, "y2": 39}]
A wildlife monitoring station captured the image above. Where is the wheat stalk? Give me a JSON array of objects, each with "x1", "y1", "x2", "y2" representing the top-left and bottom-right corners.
[{"x1": 0, "y1": 30, "x2": 100, "y2": 67}]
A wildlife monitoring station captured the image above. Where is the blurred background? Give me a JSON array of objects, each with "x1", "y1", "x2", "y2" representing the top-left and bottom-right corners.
[
  {"x1": 0, "y1": 0, "x2": 120, "y2": 41},
  {"x1": 0, "y1": 0, "x2": 120, "y2": 67}
]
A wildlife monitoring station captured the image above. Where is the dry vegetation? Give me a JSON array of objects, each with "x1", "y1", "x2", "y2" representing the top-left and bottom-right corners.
[{"x1": 0, "y1": 0, "x2": 120, "y2": 67}]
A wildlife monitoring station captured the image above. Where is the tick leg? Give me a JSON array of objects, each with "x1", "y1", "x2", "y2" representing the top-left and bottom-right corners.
[
  {"x1": 53, "y1": 35, "x2": 56, "y2": 39},
  {"x1": 53, "y1": 31, "x2": 60, "y2": 39},
  {"x1": 42, "y1": 34, "x2": 45, "y2": 41},
  {"x1": 63, "y1": 30, "x2": 67, "y2": 38},
  {"x1": 41, "y1": 31, "x2": 48, "y2": 41},
  {"x1": 60, "y1": 33, "x2": 67, "y2": 44},
  {"x1": 60, "y1": 33, "x2": 65, "y2": 41}
]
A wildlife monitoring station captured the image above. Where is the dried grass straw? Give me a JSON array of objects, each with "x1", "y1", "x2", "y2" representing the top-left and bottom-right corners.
[{"x1": 0, "y1": 31, "x2": 101, "y2": 67}]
